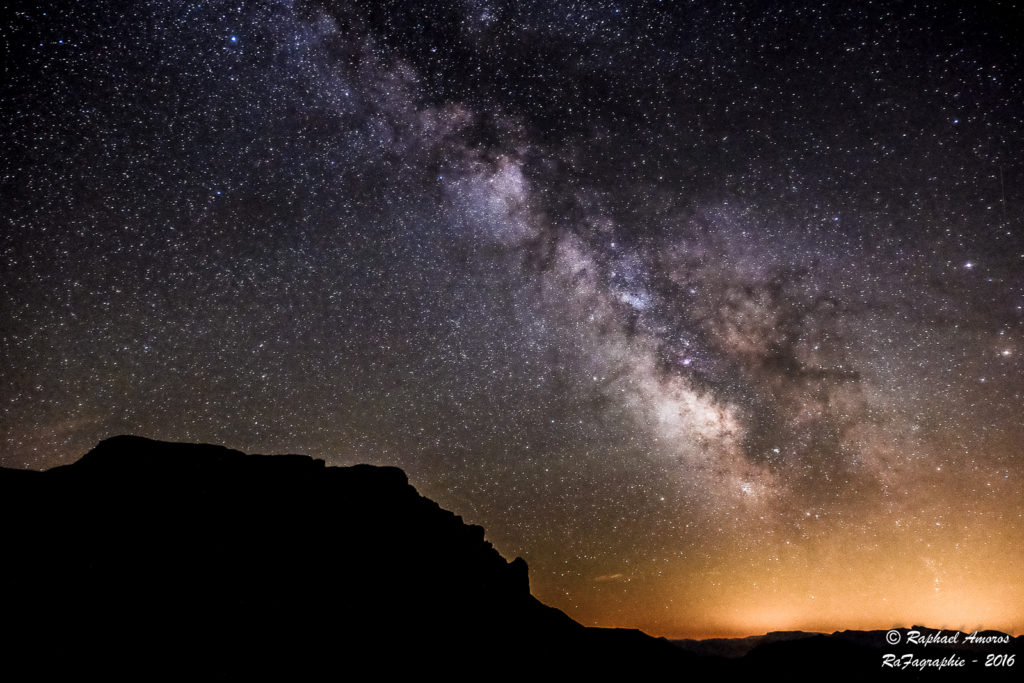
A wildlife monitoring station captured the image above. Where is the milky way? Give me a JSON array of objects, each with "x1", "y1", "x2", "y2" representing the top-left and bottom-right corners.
[{"x1": 3, "y1": 1, "x2": 1022, "y2": 636}]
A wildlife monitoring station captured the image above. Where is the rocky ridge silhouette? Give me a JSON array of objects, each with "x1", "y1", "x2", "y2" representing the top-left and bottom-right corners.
[
  {"x1": 1, "y1": 435, "x2": 1019, "y2": 680},
  {"x1": 0, "y1": 435, "x2": 691, "y2": 678}
]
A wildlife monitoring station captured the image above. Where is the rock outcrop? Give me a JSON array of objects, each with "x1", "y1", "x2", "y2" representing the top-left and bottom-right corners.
[{"x1": 0, "y1": 435, "x2": 690, "y2": 678}]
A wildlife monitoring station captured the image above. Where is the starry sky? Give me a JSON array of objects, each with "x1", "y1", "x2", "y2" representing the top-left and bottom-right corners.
[{"x1": 3, "y1": 0, "x2": 1023, "y2": 638}]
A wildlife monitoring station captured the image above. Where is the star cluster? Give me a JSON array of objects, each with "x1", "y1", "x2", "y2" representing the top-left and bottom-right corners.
[{"x1": 2, "y1": 0, "x2": 1022, "y2": 637}]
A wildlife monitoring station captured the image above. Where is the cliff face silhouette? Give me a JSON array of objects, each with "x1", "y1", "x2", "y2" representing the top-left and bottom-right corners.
[
  {"x1": 0, "y1": 435, "x2": 691, "y2": 678},
  {"x1": 3, "y1": 436, "x2": 1020, "y2": 680}
]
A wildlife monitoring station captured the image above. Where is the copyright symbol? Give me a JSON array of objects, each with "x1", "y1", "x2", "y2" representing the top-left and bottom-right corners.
[{"x1": 886, "y1": 630, "x2": 901, "y2": 644}]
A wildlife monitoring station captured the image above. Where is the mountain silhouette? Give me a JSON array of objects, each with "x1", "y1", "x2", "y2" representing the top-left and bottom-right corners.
[
  {"x1": 1, "y1": 435, "x2": 1019, "y2": 680},
  {"x1": 0, "y1": 435, "x2": 696, "y2": 679}
]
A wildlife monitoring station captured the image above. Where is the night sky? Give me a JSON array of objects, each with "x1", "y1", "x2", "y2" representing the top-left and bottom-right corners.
[{"x1": 3, "y1": 1, "x2": 1022, "y2": 638}]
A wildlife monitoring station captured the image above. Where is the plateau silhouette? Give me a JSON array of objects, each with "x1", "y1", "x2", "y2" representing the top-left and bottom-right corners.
[{"x1": 1, "y1": 436, "x2": 1018, "y2": 680}]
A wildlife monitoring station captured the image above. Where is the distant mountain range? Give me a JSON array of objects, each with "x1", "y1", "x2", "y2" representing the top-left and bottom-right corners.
[
  {"x1": 674, "y1": 628, "x2": 1021, "y2": 659},
  {"x1": 674, "y1": 628, "x2": 1021, "y2": 679},
  {"x1": 1, "y1": 435, "x2": 1018, "y2": 680}
]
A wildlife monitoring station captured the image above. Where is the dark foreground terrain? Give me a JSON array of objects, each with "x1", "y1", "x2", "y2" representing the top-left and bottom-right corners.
[{"x1": 1, "y1": 436, "x2": 1019, "y2": 680}]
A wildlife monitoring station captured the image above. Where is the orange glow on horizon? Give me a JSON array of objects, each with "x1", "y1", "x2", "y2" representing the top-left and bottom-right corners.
[{"x1": 525, "y1": 492, "x2": 1024, "y2": 641}]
